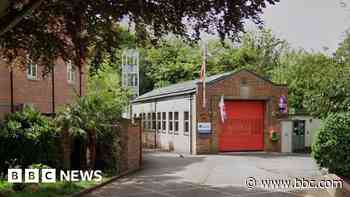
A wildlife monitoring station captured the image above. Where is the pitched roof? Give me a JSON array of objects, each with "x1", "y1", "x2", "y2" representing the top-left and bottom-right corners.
[
  {"x1": 133, "y1": 69, "x2": 286, "y2": 102},
  {"x1": 133, "y1": 72, "x2": 232, "y2": 102}
]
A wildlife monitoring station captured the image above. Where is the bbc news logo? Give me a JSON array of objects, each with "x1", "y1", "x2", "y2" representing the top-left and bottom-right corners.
[{"x1": 8, "y1": 169, "x2": 103, "y2": 183}]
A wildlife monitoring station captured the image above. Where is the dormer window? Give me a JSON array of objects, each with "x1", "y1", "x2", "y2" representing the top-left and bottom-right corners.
[
  {"x1": 67, "y1": 60, "x2": 76, "y2": 84},
  {"x1": 27, "y1": 60, "x2": 38, "y2": 80}
]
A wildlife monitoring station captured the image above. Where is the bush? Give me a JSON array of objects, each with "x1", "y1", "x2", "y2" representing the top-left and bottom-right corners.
[
  {"x1": 54, "y1": 64, "x2": 129, "y2": 172},
  {"x1": 312, "y1": 113, "x2": 350, "y2": 178},
  {"x1": 0, "y1": 107, "x2": 59, "y2": 177}
]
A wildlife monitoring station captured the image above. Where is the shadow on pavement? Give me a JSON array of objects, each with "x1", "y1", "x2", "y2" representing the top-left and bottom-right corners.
[{"x1": 84, "y1": 151, "x2": 348, "y2": 197}]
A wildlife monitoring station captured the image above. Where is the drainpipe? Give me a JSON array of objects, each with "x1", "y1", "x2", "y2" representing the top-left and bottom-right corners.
[
  {"x1": 10, "y1": 67, "x2": 14, "y2": 113},
  {"x1": 189, "y1": 94, "x2": 193, "y2": 154},
  {"x1": 51, "y1": 66, "x2": 55, "y2": 114},
  {"x1": 154, "y1": 100, "x2": 157, "y2": 149}
]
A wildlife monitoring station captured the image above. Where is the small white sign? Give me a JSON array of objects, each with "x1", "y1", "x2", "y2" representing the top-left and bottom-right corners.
[{"x1": 198, "y1": 122, "x2": 211, "y2": 134}]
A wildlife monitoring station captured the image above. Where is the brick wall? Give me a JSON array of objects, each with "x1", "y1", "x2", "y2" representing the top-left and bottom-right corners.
[
  {"x1": 196, "y1": 70, "x2": 288, "y2": 154},
  {"x1": 0, "y1": 65, "x2": 11, "y2": 118},
  {"x1": 61, "y1": 119, "x2": 142, "y2": 173},
  {"x1": 115, "y1": 119, "x2": 142, "y2": 173},
  {"x1": 127, "y1": 123, "x2": 142, "y2": 171},
  {"x1": 0, "y1": 58, "x2": 85, "y2": 117}
]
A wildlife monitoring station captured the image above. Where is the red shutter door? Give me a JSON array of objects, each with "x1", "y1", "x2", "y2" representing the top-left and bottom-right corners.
[{"x1": 219, "y1": 100, "x2": 264, "y2": 152}]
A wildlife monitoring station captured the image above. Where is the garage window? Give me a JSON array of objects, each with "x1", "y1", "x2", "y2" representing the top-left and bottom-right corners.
[
  {"x1": 184, "y1": 111, "x2": 189, "y2": 135},
  {"x1": 152, "y1": 112, "x2": 156, "y2": 130},
  {"x1": 142, "y1": 113, "x2": 146, "y2": 129},
  {"x1": 157, "y1": 112, "x2": 161, "y2": 133},
  {"x1": 162, "y1": 112, "x2": 166, "y2": 133},
  {"x1": 168, "y1": 112, "x2": 173, "y2": 134},
  {"x1": 133, "y1": 113, "x2": 137, "y2": 123},
  {"x1": 147, "y1": 113, "x2": 151, "y2": 129},
  {"x1": 174, "y1": 112, "x2": 179, "y2": 135}
]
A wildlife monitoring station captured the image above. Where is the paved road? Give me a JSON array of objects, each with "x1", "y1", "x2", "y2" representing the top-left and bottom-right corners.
[{"x1": 85, "y1": 151, "x2": 347, "y2": 197}]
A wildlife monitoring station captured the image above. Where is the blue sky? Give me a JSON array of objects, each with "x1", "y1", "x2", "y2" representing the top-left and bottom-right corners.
[{"x1": 255, "y1": 0, "x2": 350, "y2": 53}]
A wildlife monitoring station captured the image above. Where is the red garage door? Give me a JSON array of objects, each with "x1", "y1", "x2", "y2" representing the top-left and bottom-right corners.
[{"x1": 219, "y1": 100, "x2": 264, "y2": 152}]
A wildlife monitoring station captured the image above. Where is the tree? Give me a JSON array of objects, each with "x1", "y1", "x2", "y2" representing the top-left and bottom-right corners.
[
  {"x1": 142, "y1": 38, "x2": 202, "y2": 89},
  {"x1": 0, "y1": 0, "x2": 280, "y2": 73},
  {"x1": 56, "y1": 61, "x2": 129, "y2": 169},
  {"x1": 335, "y1": 31, "x2": 350, "y2": 63},
  {"x1": 137, "y1": 29, "x2": 288, "y2": 92},
  {"x1": 273, "y1": 47, "x2": 350, "y2": 118},
  {"x1": 275, "y1": 51, "x2": 335, "y2": 114},
  {"x1": 0, "y1": 106, "x2": 58, "y2": 174},
  {"x1": 312, "y1": 113, "x2": 350, "y2": 178},
  {"x1": 304, "y1": 65, "x2": 350, "y2": 118}
]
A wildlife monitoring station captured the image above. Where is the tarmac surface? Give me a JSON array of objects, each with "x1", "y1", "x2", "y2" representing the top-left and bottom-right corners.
[{"x1": 85, "y1": 151, "x2": 348, "y2": 197}]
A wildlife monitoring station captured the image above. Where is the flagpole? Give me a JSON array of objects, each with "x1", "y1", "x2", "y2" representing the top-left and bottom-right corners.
[{"x1": 202, "y1": 43, "x2": 207, "y2": 108}]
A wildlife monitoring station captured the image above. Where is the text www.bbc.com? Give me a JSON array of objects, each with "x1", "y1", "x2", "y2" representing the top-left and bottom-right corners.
[{"x1": 245, "y1": 177, "x2": 343, "y2": 190}]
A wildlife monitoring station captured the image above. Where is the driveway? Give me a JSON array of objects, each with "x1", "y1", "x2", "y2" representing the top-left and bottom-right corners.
[{"x1": 85, "y1": 151, "x2": 347, "y2": 197}]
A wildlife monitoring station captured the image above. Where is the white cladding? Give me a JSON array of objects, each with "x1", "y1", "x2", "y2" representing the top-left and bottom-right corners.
[{"x1": 132, "y1": 94, "x2": 196, "y2": 154}]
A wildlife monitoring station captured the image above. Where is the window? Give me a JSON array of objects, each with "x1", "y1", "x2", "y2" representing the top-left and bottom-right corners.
[
  {"x1": 147, "y1": 113, "x2": 151, "y2": 129},
  {"x1": 157, "y1": 112, "x2": 161, "y2": 133},
  {"x1": 134, "y1": 113, "x2": 140, "y2": 123},
  {"x1": 152, "y1": 112, "x2": 156, "y2": 130},
  {"x1": 67, "y1": 60, "x2": 76, "y2": 84},
  {"x1": 142, "y1": 113, "x2": 146, "y2": 129},
  {"x1": 162, "y1": 112, "x2": 166, "y2": 133},
  {"x1": 174, "y1": 112, "x2": 179, "y2": 135},
  {"x1": 184, "y1": 111, "x2": 190, "y2": 135},
  {"x1": 27, "y1": 61, "x2": 37, "y2": 80},
  {"x1": 168, "y1": 112, "x2": 173, "y2": 134},
  {"x1": 127, "y1": 73, "x2": 138, "y2": 86}
]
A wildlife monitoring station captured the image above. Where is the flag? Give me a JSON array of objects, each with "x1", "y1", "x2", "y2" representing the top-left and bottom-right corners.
[
  {"x1": 200, "y1": 44, "x2": 207, "y2": 108},
  {"x1": 219, "y1": 96, "x2": 226, "y2": 123},
  {"x1": 199, "y1": 62, "x2": 206, "y2": 82}
]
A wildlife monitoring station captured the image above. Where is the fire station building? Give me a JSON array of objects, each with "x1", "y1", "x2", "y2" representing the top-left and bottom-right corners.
[{"x1": 132, "y1": 69, "x2": 288, "y2": 154}]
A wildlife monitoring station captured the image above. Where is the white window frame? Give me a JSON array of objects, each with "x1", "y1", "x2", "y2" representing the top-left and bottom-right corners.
[
  {"x1": 67, "y1": 60, "x2": 76, "y2": 84},
  {"x1": 26, "y1": 61, "x2": 38, "y2": 80},
  {"x1": 152, "y1": 112, "x2": 156, "y2": 130},
  {"x1": 174, "y1": 111, "x2": 179, "y2": 135},
  {"x1": 147, "y1": 113, "x2": 151, "y2": 129},
  {"x1": 162, "y1": 112, "x2": 166, "y2": 134},
  {"x1": 168, "y1": 112, "x2": 173, "y2": 134},
  {"x1": 142, "y1": 113, "x2": 146, "y2": 129},
  {"x1": 184, "y1": 111, "x2": 190, "y2": 136}
]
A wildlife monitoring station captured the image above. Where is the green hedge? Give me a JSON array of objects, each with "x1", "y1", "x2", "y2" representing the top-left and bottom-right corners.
[
  {"x1": 312, "y1": 113, "x2": 350, "y2": 178},
  {"x1": 0, "y1": 107, "x2": 59, "y2": 177}
]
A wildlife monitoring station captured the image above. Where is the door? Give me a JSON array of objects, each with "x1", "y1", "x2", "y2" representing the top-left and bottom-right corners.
[
  {"x1": 219, "y1": 101, "x2": 264, "y2": 152},
  {"x1": 292, "y1": 120, "x2": 305, "y2": 152},
  {"x1": 281, "y1": 121, "x2": 292, "y2": 153}
]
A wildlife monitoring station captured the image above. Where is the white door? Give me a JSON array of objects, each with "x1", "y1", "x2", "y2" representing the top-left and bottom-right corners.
[{"x1": 281, "y1": 121, "x2": 292, "y2": 153}]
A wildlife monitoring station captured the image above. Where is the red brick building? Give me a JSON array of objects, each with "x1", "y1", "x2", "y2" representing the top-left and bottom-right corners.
[
  {"x1": 195, "y1": 69, "x2": 288, "y2": 153},
  {"x1": 0, "y1": 58, "x2": 85, "y2": 118},
  {"x1": 132, "y1": 69, "x2": 288, "y2": 154}
]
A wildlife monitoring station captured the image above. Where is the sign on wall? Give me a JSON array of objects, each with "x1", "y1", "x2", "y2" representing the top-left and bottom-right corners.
[
  {"x1": 198, "y1": 122, "x2": 211, "y2": 134},
  {"x1": 279, "y1": 95, "x2": 288, "y2": 113}
]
